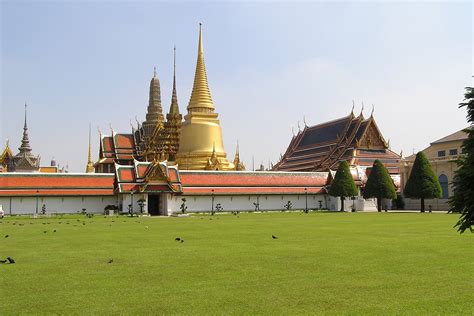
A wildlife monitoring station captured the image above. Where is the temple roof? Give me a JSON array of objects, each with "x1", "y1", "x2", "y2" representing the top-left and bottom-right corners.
[
  {"x1": 0, "y1": 173, "x2": 114, "y2": 196},
  {"x1": 114, "y1": 160, "x2": 181, "y2": 193},
  {"x1": 274, "y1": 111, "x2": 400, "y2": 173},
  {"x1": 179, "y1": 170, "x2": 327, "y2": 195}
]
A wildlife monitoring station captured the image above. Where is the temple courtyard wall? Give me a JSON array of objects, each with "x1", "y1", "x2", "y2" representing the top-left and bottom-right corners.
[
  {"x1": 165, "y1": 194, "x2": 328, "y2": 214},
  {"x1": 0, "y1": 196, "x2": 117, "y2": 215}
]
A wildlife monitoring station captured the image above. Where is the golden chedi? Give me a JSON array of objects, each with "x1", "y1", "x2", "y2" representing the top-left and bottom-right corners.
[{"x1": 176, "y1": 24, "x2": 233, "y2": 170}]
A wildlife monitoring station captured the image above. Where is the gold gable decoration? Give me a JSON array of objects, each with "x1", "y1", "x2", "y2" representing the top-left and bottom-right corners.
[{"x1": 358, "y1": 119, "x2": 387, "y2": 149}]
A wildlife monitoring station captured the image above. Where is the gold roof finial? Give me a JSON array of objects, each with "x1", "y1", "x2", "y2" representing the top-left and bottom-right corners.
[
  {"x1": 153, "y1": 66, "x2": 157, "y2": 78},
  {"x1": 351, "y1": 100, "x2": 355, "y2": 115},
  {"x1": 359, "y1": 102, "x2": 365, "y2": 117},
  {"x1": 188, "y1": 23, "x2": 214, "y2": 111},
  {"x1": 371, "y1": 104, "x2": 375, "y2": 117}
]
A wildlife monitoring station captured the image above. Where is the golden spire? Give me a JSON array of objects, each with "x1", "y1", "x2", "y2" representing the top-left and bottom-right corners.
[
  {"x1": 188, "y1": 23, "x2": 214, "y2": 111},
  {"x1": 86, "y1": 124, "x2": 95, "y2": 173},
  {"x1": 169, "y1": 46, "x2": 180, "y2": 115}
]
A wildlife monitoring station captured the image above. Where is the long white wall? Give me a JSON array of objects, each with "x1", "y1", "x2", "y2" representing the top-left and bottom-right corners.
[
  {"x1": 0, "y1": 196, "x2": 117, "y2": 215},
  {"x1": 166, "y1": 194, "x2": 328, "y2": 214}
]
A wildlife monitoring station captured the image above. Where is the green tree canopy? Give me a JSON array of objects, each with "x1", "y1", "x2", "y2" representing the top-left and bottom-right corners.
[
  {"x1": 404, "y1": 151, "x2": 441, "y2": 212},
  {"x1": 363, "y1": 159, "x2": 396, "y2": 211},
  {"x1": 329, "y1": 161, "x2": 358, "y2": 211},
  {"x1": 450, "y1": 87, "x2": 474, "y2": 233}
]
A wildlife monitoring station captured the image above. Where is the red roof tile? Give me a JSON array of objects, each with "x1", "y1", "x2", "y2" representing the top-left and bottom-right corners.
[{"x1": 179, "y1": 171, "x2": 327, "y2": 187}]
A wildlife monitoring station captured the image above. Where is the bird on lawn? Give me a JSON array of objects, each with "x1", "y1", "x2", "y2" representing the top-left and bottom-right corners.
[
  {"x1": 108, "y1": 259, "x2": 113, "y2": 264},
  {"x1": 180, "y1": 240, "x2": 184, "y2": 243},
  {"x1": 272, "y1": 235, "x2": 278, "y2": 239},
  {"x1": 53, "y1": 230, "x2": 56, "y2": 233},
  {"x1": 7, "y1": 257, "x2": 15, "y2": 264},
  {"x1": 4, "y1": 235, "x2": 8, "y2": 238},
  {"x1": 43, "y1": 231, "x2": 47, "y2": 234},
  {"x1": 0, "y1": 259, "x2": 7, "y2": 263},
  {"x1": 175, "y1": 237, "x2": 181, "y2": 241}
]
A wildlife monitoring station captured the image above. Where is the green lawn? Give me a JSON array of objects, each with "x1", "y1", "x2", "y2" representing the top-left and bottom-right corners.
[{"x1": 1, "y1": 212, "x2": 472, "y2": 315}]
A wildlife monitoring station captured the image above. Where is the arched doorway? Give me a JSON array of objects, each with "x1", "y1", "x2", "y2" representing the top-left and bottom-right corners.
[{"x1": 439, "y1": 174, "x2": 449, "y2": 199}]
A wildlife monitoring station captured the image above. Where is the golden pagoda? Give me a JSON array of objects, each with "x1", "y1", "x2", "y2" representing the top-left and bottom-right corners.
[{"x1": 176, "y1": 24, "x2": 233, "y2": 170}]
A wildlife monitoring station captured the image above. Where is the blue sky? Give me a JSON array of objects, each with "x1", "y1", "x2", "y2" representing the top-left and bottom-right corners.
[{"x1": 1, "y1": 1, "x2": 472, "y2": 172}]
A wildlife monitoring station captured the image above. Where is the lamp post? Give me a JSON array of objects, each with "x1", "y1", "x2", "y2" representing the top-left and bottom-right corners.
[
  {"x1": 305, "y1": 188, "x2": 308, "y2": 212},
  {"x1": 35, "y1": 190, "x2": 39, "y2": 214},
  {"x1": 211, "y1": 189, "x2": 215, "y2": 214},
  {"x1": 130, "y1": 191, "x2": 134, "y2": 215}
]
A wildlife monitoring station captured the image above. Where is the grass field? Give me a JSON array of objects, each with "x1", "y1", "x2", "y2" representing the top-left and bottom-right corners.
[{"x1": 1, "y1": 212, "x2": 472, "y2": 315}]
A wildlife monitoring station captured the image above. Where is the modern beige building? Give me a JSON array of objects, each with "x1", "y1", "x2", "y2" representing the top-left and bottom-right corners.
[{"x1": 400, "y1": 127, "x2": 470, "y2": 210}]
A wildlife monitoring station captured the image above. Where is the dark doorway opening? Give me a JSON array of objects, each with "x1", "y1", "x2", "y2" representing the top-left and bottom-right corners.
[{"x1": 148, "y1": 195, "x2": 160, "y2": 216}]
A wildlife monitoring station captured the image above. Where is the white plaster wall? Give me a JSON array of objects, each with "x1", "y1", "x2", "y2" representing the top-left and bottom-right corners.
[
  {"x1": 0, "y1": 196, "x2": 117, "y2": 215},
  {"x1": 328, "y1": 196, "x2": 386, "y2": 212},
  {"x1": 119, "y1": 193, "x2": 148, "y2": 214},
  {"x1": 166, "y1": 194, "x2": 327, "y2": 214}
]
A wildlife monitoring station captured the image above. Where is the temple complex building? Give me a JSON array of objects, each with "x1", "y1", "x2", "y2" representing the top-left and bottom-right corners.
[
  {"x1": 1, "y1": 104, "x2": 41, "y2": 172},
  {"x1": 95, "y1": 24, "x2": 235, "y2": 173},
  {"x1": 175, "y1": 24, "x2": 233, "y2": 170},
  {"x1": 0, "y1": 140, "x2": 14, "y2": 172},
  {"x1": 273, "y1": 109, "x2": 401, "y2": 188}
]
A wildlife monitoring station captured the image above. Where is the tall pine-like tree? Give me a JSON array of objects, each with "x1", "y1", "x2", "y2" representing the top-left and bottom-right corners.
[
  {"x1": 404, "y1": 152, "x2": 441, "y2": 212},
  {"x1": 450, "y1": 87, "x2": 474, "y2": 233},
  {"x1": 363, "y1": 160, "x2": 397, "y2": 211},
  {"x1": 328, "y1": 161, "x2": 358, "y2": 211}
]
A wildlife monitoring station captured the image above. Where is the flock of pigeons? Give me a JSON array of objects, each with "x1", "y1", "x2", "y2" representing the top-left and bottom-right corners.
[{"x1": 2, "y1": 216, "x2": 279, "y2": 265}]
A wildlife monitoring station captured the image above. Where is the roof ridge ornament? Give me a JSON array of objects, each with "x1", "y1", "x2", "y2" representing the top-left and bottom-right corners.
[{"x1": 371, "y1": 104, "x2": 375, "y2": 117}]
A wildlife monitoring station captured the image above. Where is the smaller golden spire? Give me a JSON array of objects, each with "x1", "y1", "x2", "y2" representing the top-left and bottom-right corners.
[
  {"x1": 169, "y1": 46, "x2": 180, "y2": 115},
  {"x1": 86, "y1": 124, "x2": 95, "y2": 173}
]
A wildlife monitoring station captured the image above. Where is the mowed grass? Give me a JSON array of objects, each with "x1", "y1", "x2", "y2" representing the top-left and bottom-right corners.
[{"x1": 0, "y1": 212, "x2": 472, "y2": 315}]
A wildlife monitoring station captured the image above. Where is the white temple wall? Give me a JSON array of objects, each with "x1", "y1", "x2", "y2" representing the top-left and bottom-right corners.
[
  {"x1": 166, "y1": 194, "x2": 328, "y2": 214},
  {"x1": 119, "y1": 193, "x2": 148, "y2": 214},
  {"x1": 0, "y1": 196, "x2": 117, "y2": 215},
  {"x1": 327, "y1": 196, "x2": 392, "y2": 211}
]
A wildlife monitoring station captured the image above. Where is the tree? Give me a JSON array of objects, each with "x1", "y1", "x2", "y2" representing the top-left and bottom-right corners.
[
  {"x1": 363, "y1": 160, "x2": 397, "y2": 211},
  {"x1": 450, "y1": 87, "x2": 474, "y2": 233},
  {"x1": 404, "y1": 152, "x2": 441, "y2": 212},
  {"x1": 329, "y1": 161, "x2": 358, "y2": 211}
]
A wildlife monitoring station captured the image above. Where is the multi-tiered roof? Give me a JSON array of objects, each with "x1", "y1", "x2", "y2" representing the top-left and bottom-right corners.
[{"x1": 273, "y1": 110, "x2": 401, "y2": 174}]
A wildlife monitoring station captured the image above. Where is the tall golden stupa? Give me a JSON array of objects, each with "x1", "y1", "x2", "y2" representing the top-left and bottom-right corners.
[{"x1": 176, "y1": 24, "x2": 234, "y2": 170}]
